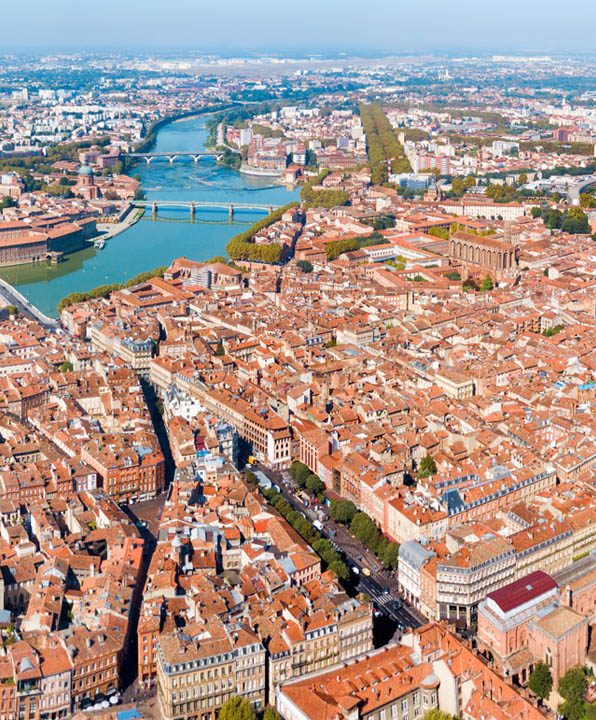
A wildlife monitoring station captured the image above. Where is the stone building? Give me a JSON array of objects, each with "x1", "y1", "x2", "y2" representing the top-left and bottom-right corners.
[
  {"x1": 477, "y1": 570, "x2": 588, "y2": 689},
  {"x1": 449, "y1": 230, "x2": 518, "y2": 281},
  {"x1": 0, "y1": 221, "x2": 48, "y2": 266}
]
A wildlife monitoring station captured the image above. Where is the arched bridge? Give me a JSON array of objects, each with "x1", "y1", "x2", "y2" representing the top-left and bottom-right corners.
[
  {"x1": 127, "y1": 151, "x2": 223, "y2": 164},
  {"x1": 133, "y1": 200, "x2": 279, "y2": 221}
]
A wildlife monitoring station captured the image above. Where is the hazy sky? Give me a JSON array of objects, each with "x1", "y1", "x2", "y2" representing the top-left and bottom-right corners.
[{"x1": 6, "y1": 0, "x2": 596, "y2": 54}]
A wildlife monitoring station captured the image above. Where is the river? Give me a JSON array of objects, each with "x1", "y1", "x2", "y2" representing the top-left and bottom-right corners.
[{"x1": 0, "y1": 116, "x2": 299, "y2": 317}]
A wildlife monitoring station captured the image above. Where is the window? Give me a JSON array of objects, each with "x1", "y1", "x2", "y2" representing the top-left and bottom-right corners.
[{"x1": 402, "y1": 699, "x2": 408, "y2": 711}]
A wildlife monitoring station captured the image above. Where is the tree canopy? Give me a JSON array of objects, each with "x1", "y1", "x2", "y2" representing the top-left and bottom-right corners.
[
  {"x1": 422, "y1": 710, "x2": 457, "y2": 720},
  {"x1": 296, "y1": 260, "x2": 313, "y2": 273},
  {"x1": 418, "y1": 454, "x2": 437, "y2": 479},
  {"x1": 300, "y1": 170, "x2": 349, "y2": 209},
  {"x1": 226, "y1": 202, "x2": 299, "y2": 263},
  {"x1": 306, "y1": 474, "x2": 325, "y2": 496},
  {"x1": 263, "y1": 708, "x2": 282, "y2": 720},
  {"x1": 480, "y1": 274, "x2": 494, "y2": 291},
  {"x1": 558, "y1": 666, "x2": 588, "y2": 720},
  {"x1": 329, "y1": 499, "x2": 357, "y2": 524},
  {"x1": 528, "y1": 662, "x2": 553, "y2": 700},
  {"x1": 289, "y1": 461, "x2": 311, "y2": 488},
  {"x1": 359, "y1": 103, "x2": 411, "y2": 184},
  {"x1": 218, "y1": 696, "x2": 256, "y2": 720}
]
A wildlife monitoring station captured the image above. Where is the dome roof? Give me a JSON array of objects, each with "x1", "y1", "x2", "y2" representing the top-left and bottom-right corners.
[{"x1": 78, "y1": 165, "x2": 93, "y2": 176}]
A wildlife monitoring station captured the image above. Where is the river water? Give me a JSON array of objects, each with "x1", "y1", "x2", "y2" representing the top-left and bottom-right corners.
[{"x1": 0, "y1": 116, "x2": 298, "y2": 317}]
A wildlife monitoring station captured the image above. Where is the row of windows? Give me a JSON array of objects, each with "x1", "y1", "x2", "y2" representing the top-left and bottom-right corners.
[
  {"x1": 73, "y1": 657, "x2": 116, "y2": 676},
  {"x1": 76, "y1": 667, "x2": 116, "y2": 688}
]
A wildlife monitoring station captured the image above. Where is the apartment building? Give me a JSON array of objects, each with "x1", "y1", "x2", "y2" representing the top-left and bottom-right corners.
[{"x1": 157, "y1": 625, "x2": 266, "y2": 720}]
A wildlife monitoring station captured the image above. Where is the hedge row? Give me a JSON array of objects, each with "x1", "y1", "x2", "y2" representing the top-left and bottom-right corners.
[
  {"x1": 359, "y1": 103, "x2": 411, "y2": 184},
  {"x1": 300, "y1": 169, "x2": 349, "y2": 208},
  {"x1": 226, "y1": 201, "x2": 299, "y2": 263}
]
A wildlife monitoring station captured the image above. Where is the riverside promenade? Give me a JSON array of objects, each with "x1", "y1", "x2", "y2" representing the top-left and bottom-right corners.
[{"x1": 0, "y1": 278, "x2": 59, "y2": 328}]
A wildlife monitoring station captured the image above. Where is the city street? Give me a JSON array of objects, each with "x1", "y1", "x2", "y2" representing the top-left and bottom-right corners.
[
  {"x1": 115, "y1": 494, "x2": 166, "y2": 696},
  {"x1": 254, "y1": 464, "x2": 426, "y2": 634}
]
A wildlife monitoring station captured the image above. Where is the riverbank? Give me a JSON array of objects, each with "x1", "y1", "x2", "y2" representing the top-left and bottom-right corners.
[
  {"x1": 0, "y1": 278, "x2": 58, "y2": 328},
  {"x1": 239, "y1": 162, "x2": 284, "y2": 179},
  {"x1": 132, "y1": 103, "x2": 239, "y2": 162},
  {"x1": 0, "y1": 114, "x2": 299, "y2": 318},
  {"x1": 96, "y1": 206, "x2": 145, "y2": 241}
]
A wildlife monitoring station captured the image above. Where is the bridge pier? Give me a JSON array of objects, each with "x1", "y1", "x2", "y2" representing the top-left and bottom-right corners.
[
  {"x1": 152, "y1": 202, "x2": 157, "y2": 219},
  {"x1": 145, "y1": 157, "x2": 152, "y2": 164},
  {"x1": 229, "y1": 204, "x2": 234, "y2": 223},
  {"x1": 190, "y1": 203, "x2": 195, "y2": 222},
  {"x1": 269, "y1": 205, "x2": 273, "y2": 215},
  {"x1": 168, "y1": 156, "x2": 176, "y2": 164}
]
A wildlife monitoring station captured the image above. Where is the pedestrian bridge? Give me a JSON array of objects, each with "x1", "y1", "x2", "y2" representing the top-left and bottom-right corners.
[
  {"x1": 133, "y1": 200, "x2": 279, "y2": 222},
  {"x1": 127, "y1": 151, "x2": 223, "y2": 164}
]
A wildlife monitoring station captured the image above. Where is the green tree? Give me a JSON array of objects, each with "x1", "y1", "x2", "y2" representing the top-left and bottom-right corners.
[
  {"x1": 359, "y1": 103, "x2": 412, "y2": 184},
  {"x1": 296, "y1": 260, "x2": 313, "y2": 273},
  {"x1": 580, "y1": 193, "x2": 596, "y2": 209},
  {"x1": 528, "y1": 661, "x2": 553, "y2": 700},
  {"x1": 215, "y1": 340, "x2": 225, "y2": 356},
  {"x1": 263, "y1": 708, "x2": 282, "y2": 720},
  {"x1": 543, "y1": 324, "x2": 564, "y2": 337},
  {"x1": 329, "y1": 499, "x2": 357, "y2": 524},
  {"x1": 325, "y1": 238, "x2": 359, "y2": 261},
  {"x1": 545, "y1": 208, "x2": 563, "y2": 229},
  {"x1": 289, "y1": 461, "x2": 311, "y2": 488},
  {"x1": 562, "y1": 207, "x2": 590, "y2": 234},
  {"x1": 518, "y1": 173, "x2": 528, "y2": 185},
  {"x1": 531, "y1": 206, "x2": 543, "y2": 218},
  {"x1": 306, "y1": 474, "x2": 324, "y2": 496},
  {"x1": 559, "y1": 696, "x2": 586, "y2": 720},
  {"x1": 382, "y1": 542, "x2": 400, "y2": 570},
  {"x1": 485, "y1": 183, "x2": 518, "y2": 203},
  {"x1": 59, "y1": 361, "x2": 73, "y2": 373},
  {"x1": 445, "y1": 271, "x2": 461, "y2": 281},
  {"x1": 418, "y1": 454, "x2": 437, "y2": 479},
  {"x1": 218, "y1": 696, "x2": 256, "y2": 720},
  {"x1": 351, "y1": 512, "x2": 381, "y2": 550},
  {"x1": 480, "y1": 274, "x2": 494, "y2": 291},
  {"x1": 558, "y1": 666, "x2": 588, "y2": 720},
  {"x1": 226, "y1": 202, "x2": 298, "y2": 263},
  {"x1": 422, "y1": 711, "x2": 456, "y2": 720},
  {"x1": 330, "y1": 558, "x2": 350, "y2": 581},
  {"x1": 559, "y1": 666, "x2": 587, "y2": 701}
]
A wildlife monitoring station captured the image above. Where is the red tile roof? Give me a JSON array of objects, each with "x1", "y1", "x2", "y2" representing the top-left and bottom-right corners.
[{"x1": 487, "y1": 570, "x2": 556, "y2": 613}]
